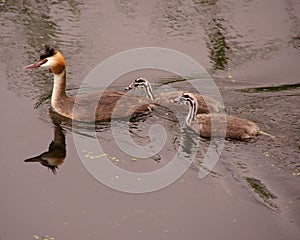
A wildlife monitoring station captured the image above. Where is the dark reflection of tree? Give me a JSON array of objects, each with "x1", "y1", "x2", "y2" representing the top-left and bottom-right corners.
[
  {"x1": 152, "y1": 0, "x2": 289, "y2": 71},
  {"x1": 0, "y1": 0, "x2": 83, "y2": 99},
  {"x1": 206, "y1": 18, "x2": 229, "y2": 70},
  {"x1": 1, "y1": 0, "x2": 83, "y2": 50},
  {"x1": 286, "y1": 0, "x2": 300, "y2": 50},
  {"x1": 192, "y1": 0, "x2": 230, "y2": 70},
  {"x1": 114, "y1": 0, "x2": 137, "y2": 18},
  {"x1": 152, "y1": 0, "x2": 230, "y2": 70}
]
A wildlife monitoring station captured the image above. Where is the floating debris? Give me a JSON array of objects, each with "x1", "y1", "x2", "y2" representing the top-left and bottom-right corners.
[
  {"x1": 33, "y1": 235, "x2": 55, "y2": 240},
  {"x1": 263, "y1": 151, "x2": 270, "y2": 157},
  {"x1": 83, "y1": 150, "x2": 108, "y2": 160}
]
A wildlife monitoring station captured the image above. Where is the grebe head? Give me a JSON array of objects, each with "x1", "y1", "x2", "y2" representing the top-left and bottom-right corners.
[
  {"x1": 174, "y1": 92, "x2": 196, "y2": 106},
  {"x1": 174, "y1": 92, "x2": 198, "y2": 123},
  {"x1": 125, "y1": 77, "x2": 149, "y2": 90},
  {"x1": 24, "y1": 45, "x2": 66, "y2": 74}
]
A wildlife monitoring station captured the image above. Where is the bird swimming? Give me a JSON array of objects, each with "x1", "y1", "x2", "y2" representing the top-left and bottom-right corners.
[
  {"x1": 125, "y1": 77, "x2": 224, "y2": 114},
  {"x1": 24, "y1": 46, "x2": 153, "y2": 122},
  {"x1": 174, "y1": 92, "x2": 273, "y2": 140}
]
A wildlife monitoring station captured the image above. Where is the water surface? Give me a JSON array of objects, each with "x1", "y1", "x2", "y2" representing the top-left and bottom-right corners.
[{"x1": 0, "y1": 0, "x2": 299, "y2": 239}]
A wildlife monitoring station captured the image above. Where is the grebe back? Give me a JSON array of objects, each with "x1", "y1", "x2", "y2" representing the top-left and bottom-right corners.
[
  {"x1": 174, "y1": 92, "x2": 273, "y2": 140},
  {"x1": 126, "y1": 77, "x2": 224, "y2": 114},
  {"x1": 24, "y1": 46, "x2": 153, "y2": 122}
]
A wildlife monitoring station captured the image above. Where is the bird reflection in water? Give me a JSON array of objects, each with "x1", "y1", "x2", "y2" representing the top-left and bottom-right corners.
[{"x1": 24, "y1": 111, "x2": 66, "y2": 174}]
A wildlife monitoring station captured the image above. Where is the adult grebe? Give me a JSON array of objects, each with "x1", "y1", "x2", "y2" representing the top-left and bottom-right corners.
[
  {"x1": 174, "y1": 93, "x2": 273, "y2": 140},
  {"x1": 24, "y1": 46, "x2": 153, "y2": 122},
  {"x1": 125, "y1": 77, "x2": 224, "y2": 114}
]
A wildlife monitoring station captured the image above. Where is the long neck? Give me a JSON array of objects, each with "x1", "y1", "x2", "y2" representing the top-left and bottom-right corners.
[
  {"x1": 51, "y1": 70, "x2": 67, "y2": 106},
  {"x1": 143, "y1": 82, "x2": 155, "y2": 101},
  {"x1": 186, "y1": 99, "x2": 197, "y2": 124}
]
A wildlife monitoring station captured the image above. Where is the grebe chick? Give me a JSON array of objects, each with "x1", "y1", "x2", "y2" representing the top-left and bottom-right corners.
[
  {"x1": 174, "y1": 93, "x2": 273, "y2": 140},
  {"x1": 24, "y1": 46, "x2": 153, "y2": 122},
  {"x1": 125, "y1": 77, "x2": 224, "y2": 114}
]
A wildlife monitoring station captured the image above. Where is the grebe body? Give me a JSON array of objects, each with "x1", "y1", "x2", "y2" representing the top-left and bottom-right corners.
[
  {"x1": 174, "y1": 93, "x2": 271, "y2": 140},
  {"x1": 24, "y1": 46, "x2": 153, "y2": 122},
  {"x1": 126, "y1": 78, "x2": 224, "y2": 114}
]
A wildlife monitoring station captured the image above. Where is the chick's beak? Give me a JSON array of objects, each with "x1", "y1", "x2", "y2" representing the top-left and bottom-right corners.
[
  {"x1": 124, "y1": 83, "x2": 135, "y2": 91},
  {"x1": 173, "y1": 96, "x2": 181, "y2": 103}
]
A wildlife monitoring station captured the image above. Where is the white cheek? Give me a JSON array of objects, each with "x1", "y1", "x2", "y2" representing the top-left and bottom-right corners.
[{"x1": 41, "y1": 58, "x2": 55, "y2": 68}]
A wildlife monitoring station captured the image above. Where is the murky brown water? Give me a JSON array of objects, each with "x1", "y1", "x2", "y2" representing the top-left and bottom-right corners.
[{"x1": 1, "y1": 0, "x2": 300, "y2": 239}]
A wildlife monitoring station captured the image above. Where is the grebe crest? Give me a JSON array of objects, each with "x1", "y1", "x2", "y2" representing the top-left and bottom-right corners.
[
  {"x1": 25, "y1": 45, "x2": 66, "y2": 74},
  {"x1": 24, "y1": 46, "x2": 153, "y2": 122}
]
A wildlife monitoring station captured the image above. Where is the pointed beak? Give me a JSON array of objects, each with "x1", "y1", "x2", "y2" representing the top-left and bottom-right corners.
[
  {"x1": 23, "y1": 58, "x2": 48, "y2": 69},
  {"x1": 124, "y1": 83, "x2": 135, "y2": 91},
  {"x1": 173, "y1": 96, "x2": 181, "y2": 103},
  {"x1": 23, "y1": 61, "x2": 41, "y2": 69}
]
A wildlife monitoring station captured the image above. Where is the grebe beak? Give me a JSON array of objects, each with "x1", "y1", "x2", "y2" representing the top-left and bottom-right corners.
[
  {"x1": 173, "y1": 96, "x2": 180, "y2": 103},
  {"x1": 23, "y1": 62, "x2": 41, "y2": 69},
  {"x1": 173, "y1": 96, "x2": 186, "y2": 104},
  {"x1": 23, "y1": 59, "x2": 47, "y2": 69}
]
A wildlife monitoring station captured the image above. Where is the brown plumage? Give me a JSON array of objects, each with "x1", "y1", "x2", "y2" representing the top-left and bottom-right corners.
[
  {"x1": 174, "y1": 93, "x2": 273, "y2": 140},
  {"x1": 24, "y1": 46, "x2": 153, "y2": 122},
  {"x1": 126, "y1": 77, "x2": 225, "y2": 114},
  {"x1": 190, "y1": 114, "x2": 260, "y2": 140}
]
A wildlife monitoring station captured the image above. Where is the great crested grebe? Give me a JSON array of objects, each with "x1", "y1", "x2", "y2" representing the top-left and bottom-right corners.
[
  {"x1": 174, "y1": 93, "x2": 273, "y2": 140},
  {"x1": 24, "y1": 46, "x2": 153, "y2": 122},
  {"x1": 125, "y1": 77, "x2": 224, "y2": 114}
]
